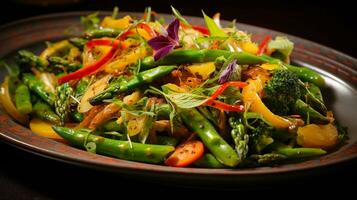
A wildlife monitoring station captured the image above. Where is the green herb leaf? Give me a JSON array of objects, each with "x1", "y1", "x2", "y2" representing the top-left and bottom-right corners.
[
  {"x1": 202, "y1": 11, "x2": 227, "y2": 37},
  {"x1": 144, "y1": 7, "x2": 152, "y2": 22},
  {"x1": 112, "y1": 6, "x2": 119, "y2": 19},
  {"x1": 80, "y1": 12, "x2": 100, "y2": 30},
  {"x1": 171, "y1": 6, "x2": 191, "y2": 26},
  {"x1": 166, "y1": 92, "x2": 208, "y2": 109},
  {"x1": 268, "y1": 36, "x2": 294, "y2": 60}
]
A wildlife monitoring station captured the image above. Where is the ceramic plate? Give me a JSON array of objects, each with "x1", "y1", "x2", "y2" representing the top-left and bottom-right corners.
[{"x1": 0, "y1": 11, "x2": 356, "y2": 184}]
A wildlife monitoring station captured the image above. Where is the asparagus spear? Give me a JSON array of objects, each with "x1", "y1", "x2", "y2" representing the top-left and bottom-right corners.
[
  {"x1": 54, "y1": 83, "x2": 73, "y2": 125},
  {"x1": 32, "y1": 101, "x2": 60, "y2": 125},
  {"x1": 15, "y1": 84, "x2": 32, "y2": 115},
  {"x1": 22, "y1": 73, "x2": 55, "y2": 106},
  {"x1": 69, "y1": 37, "x2": 88, "y2": 50},
  {"x1": 179, "y1": 108, "x2": 239, "y2": 167},
  {"x1": 89, "y1": 65, "x2": 176, "y2": 105},
  {"x1": 17, "y1": 50, "x2": 47, "y2": 71},
  {"x1": 48, "y1": 57, "x2": 82, "y2": 72},
  {"x1": 229, "y1": 116, "x2": 249, "y2": 162},
  {"x1": 294, "y1": 99, "x2": 329, "y2": 124},
  {"x1": 52, "y1": 126, "x2": 175, "y2": 164}
]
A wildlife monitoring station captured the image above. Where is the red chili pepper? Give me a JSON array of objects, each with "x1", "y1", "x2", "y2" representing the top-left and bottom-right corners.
[
  {"x1": 205, "y1": 100, "x2": 245, "y2": 112},
  {"x1": 204, "y1": 81, "x2": 247, "y2": 112},
  {"x1": 180, "y1": 22, "x2": 209, "y2": 35},
  {"x1": 192, "y1": 25, "x2": 209, "y2": 35},
  {"x1": 58, "y1": 39, "x2": 120, "y2": 84},
  {"x1": 257, "y1": 35, "x2": 271, "y2": 56},
  {"x1": 118, "y1": 29, "x2": 134, "y2": 41},
  {"x1": 58, "y1": 23, "x2": 157, "y2": 84},
  {"x1": 208, "y1": 81, "x2": 248, "y2": 100},
  {"x1": 137, "y1": 23, "x2": 157, "y2": 38}
]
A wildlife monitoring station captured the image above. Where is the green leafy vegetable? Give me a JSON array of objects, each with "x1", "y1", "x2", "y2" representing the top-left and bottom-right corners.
[
  {"x1": 202, "y1": 11, "x2": 227, "y2": 37},
  {"x1": 171, "y1": 6, "x2": 190, "y2": 26},
  {"x1": 112, "y1": 6, "x2": 119, "y2": 19},
  {"x1": 268, "y1": 36, "x2": 294, "y2": 61},
  {"x1": 80, "y1": 12, "x2": 100, "y2": 30}
]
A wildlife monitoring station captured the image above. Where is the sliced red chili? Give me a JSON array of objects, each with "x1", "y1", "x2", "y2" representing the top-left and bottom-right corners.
[
  {"x1": 137, "y1": 23, "x2": 157, "y2": 38},
  {"x1": 192, "y1": 25, "x2": 209, "y2": 35},
  {"x1": 204, "y1": 81, "x2": 247, "y2": 112},
  {"x1": 208, "y1": 81, "x2": 248, "y2": 100},
  {"x1": 205, "y1": 100, "x2": 244, "y2": 112},
  {"x1": 257, "y1": 35, "x2": 272, "y2": 56},
  {"x1": 58, "y1": 39, "x2": 120, "y2": 84}
]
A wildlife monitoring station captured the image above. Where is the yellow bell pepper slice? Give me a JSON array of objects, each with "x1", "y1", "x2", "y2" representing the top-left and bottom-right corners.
[
  {"x1": 104, "y1": 46, "x2": 149, "y2": 73},
  {"x1": 40, "y1": 40, "x2": 72, "y2": 65},
  {"x1": 186, "y1": 62, "x2": 216, "y2": 80},
  {"x1": 242, "y1": 77, "x2": 292, "y2": 129},
  {"x1": 101, "y1": 16, "x2": 132, "y2": 29},
  {"x1": 297, "y1": 123, "x2": 338, "y2": 149},
  {"x1": 260, "y1": 63, "x2": 279, "y2": 71},
  {"x1": 29, "y1": 118, "x2": 65, "y2": 142},
  {"x1": 240, "y1": 42, "x2": 259, "y2": 55}
]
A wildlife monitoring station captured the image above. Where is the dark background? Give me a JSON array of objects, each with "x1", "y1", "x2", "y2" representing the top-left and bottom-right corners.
[{"x1": 1, "y1": 0, "x2": 357, "y2": 199}]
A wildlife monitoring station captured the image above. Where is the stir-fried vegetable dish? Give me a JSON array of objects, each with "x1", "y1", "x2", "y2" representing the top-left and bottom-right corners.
[{"x1": 0, "y1": 7, "x2": 347, "y2": 168}]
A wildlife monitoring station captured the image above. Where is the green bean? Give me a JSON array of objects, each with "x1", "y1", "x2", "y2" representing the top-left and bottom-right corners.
[{"x1": 90, "y1": 65, "x2": 176, "y2": 105}]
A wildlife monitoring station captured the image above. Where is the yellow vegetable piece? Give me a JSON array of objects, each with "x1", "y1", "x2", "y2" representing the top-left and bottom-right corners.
[
  {"x1": 242, "y1": 78, "x2": 292, "y2": 129},
  {"x1": 83, "y1": 45, "x2": 112, "y2": 66},
  {"x1": 135, "y1": 28, "x2": 153, "y2": 40},
  {"x1": 186, "y1": 62, "x2": 216, "y2": 80},
  {"x1": 260, "y1": 63, "x2": 279, "y2": 71},
  {"x1": 101, "y1": 16, "x2": 132, "y2": 29},
  {"x1": 104, "y1": 46, "x2": 149, "y2": 73},
  {"x1": 123, "y1": 91, "x2": 142, "y2": 105},
  {"x1": 297, "y1": 123, "x2": 338, "y2": 149},
  {"x1": 240, "y1": 42, "x2": 259, "y2": 55},
  {"x1": 67, "y1": 47, "x2": 81, "y2": 63},
  {"x1": 78, "y1": 75, "x2": 111, "y2": 113},
  {"x1": 163, "y1": 83, "x2": 188, "y2": 93},
  {"x1": 0, "y1": 76, "x2": 29, "y2": 124},
  {"x1": 127, "y1": 116, "x2": 146, "y2": 136},
  {"x1": 29, "y1": 118, "x2": 65, "y2": 142},
  {"x1": 40, "y1": 40, "x2": 72, "y2": 65}
]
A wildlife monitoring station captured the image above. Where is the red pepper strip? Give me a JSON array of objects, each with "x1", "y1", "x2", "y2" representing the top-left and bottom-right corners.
[
  {"x1": 192, "y1": 25, "x2": 209, "y2": 35},
  {"x1": 137, "y1": 23, "x2": 157, "y2": 37},
  {"x1": 208, "y1": 81, "x2": 248, "y2": 100},
  {"x1": 86, "y1": 39, "x2": 118, "y2": 49},
  {"x1": 257, "y1": 35, "x2": 272, "y2": 56},
  {"x1": 58, "y1": 39, "x2": 120, "y2": 84},
  {"x1": 204, "y1": 81, "x2": 248, "y2": 112},
  {"x1": 118, "y1": 29, "x2": 134, "y2": 41},
  {"x1": 205, "y1": 100, "x2": 245, "y2": 112},
  {"x1": 180, "y1": 22, "x2": 209, "y2": 35}
]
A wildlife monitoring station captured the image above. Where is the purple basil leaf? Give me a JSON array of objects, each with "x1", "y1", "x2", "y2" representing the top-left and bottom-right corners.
[
  {"x1": 218, "y1": 59, "x2": 237, "y2": 84},
  {"x1": 147, "y1": 35, "x2": 172, "y2": 50},
  {"x1": 153, "y1": 45, "x2": 175, "y2": 61},
  {"x1": 167, "y1": 19, "x2": 179, "y2": 42}
]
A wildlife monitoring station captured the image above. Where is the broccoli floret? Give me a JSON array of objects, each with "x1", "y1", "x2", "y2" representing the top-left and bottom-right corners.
[
  {"x1": 262, "y1": 70, "x2": 301, "y2": 115},
  {"x1": 250, "y1": 121, "x2": 274, "y2": 154}
]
